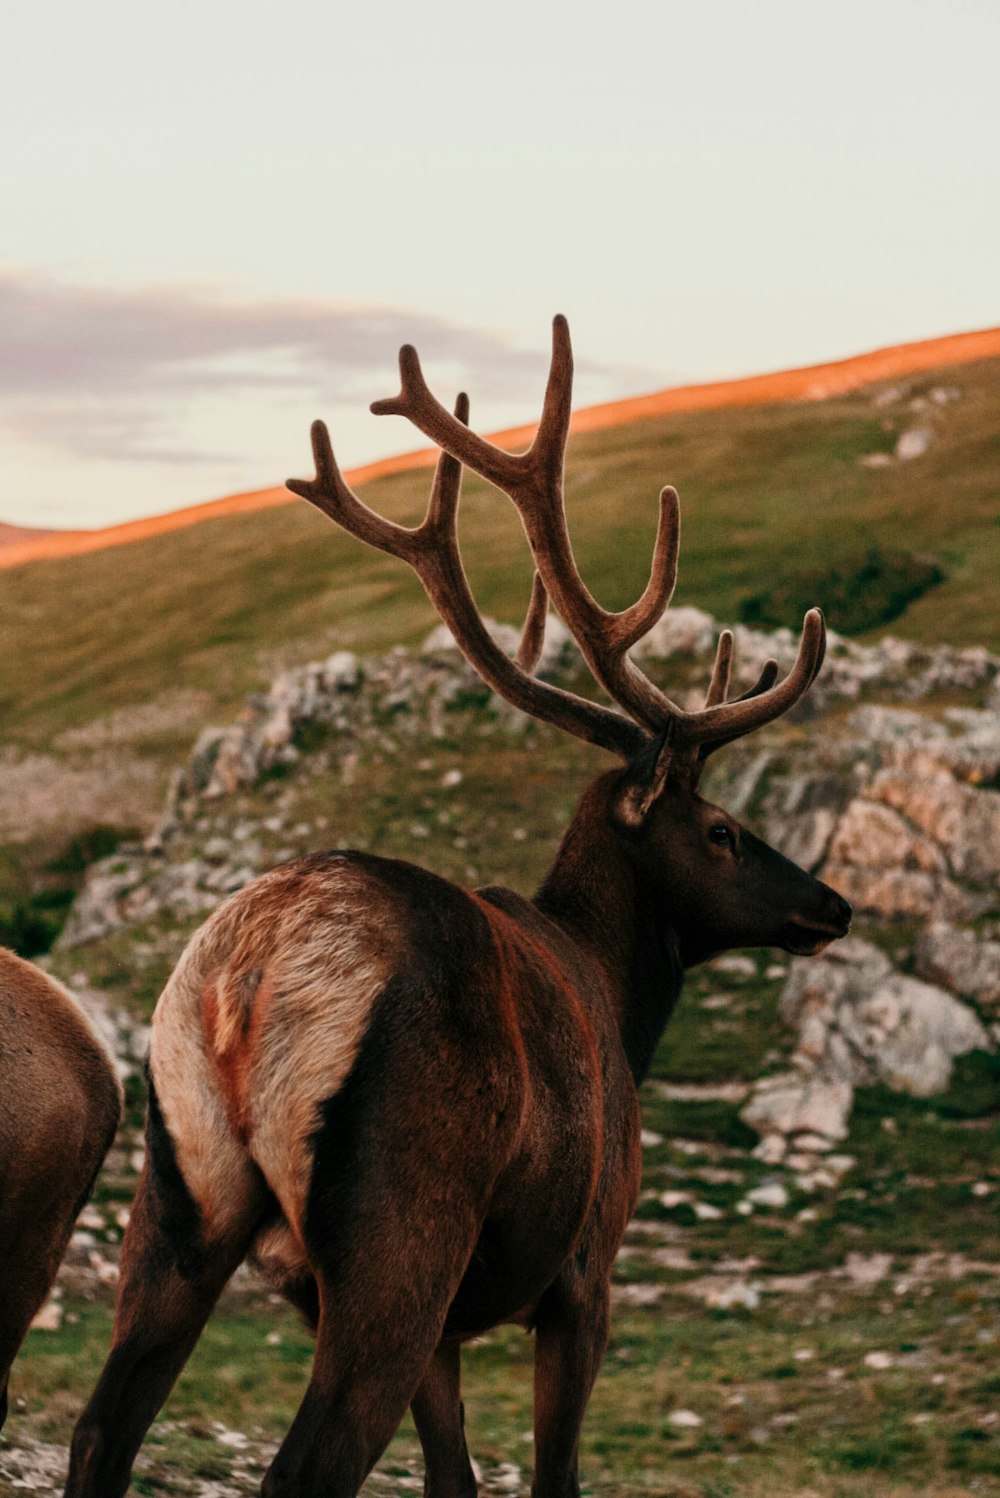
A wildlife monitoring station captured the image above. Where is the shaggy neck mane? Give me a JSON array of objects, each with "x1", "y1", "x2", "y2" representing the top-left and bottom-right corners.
[{"x1": 533, "y1": 772, "x2": 684, "y2": 1082}]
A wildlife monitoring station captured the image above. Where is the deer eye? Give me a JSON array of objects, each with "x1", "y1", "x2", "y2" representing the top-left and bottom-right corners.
[{"x1": 709, "y1": 823, "x2": 734, "y2": 849}]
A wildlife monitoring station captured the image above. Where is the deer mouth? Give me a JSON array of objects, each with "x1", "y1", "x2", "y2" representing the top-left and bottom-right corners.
[{"x1": 780, "y1": 913, "x2": 850, "y2": 956}]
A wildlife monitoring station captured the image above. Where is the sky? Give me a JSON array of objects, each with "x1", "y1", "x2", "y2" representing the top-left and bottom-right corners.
[{"x1": 1, "y1": 0, "x2": 997, "y2": 530}]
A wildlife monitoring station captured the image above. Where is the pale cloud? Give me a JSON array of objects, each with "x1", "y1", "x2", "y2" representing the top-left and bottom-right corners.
[{"x1": 0, "y1": 271, "x2": 649, "y2": 466}]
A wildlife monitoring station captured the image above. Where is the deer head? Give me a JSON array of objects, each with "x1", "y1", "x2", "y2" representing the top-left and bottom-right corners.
[{"x1": 287, "y1": 316, "x2": 850, "y2": 973}]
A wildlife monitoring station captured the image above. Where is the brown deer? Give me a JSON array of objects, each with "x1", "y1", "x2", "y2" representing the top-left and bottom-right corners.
[
  {"x1": 66, "y1": 317, "x2": 851, "y2": 1498},
  {"x1": 0, "y1": 947, "x2": 121, "y2": 1429}
]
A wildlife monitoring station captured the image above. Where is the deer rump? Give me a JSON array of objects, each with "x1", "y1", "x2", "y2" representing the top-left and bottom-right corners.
[{"x1": 152, "y1": 850, "x2": 638, "y2": 1342}]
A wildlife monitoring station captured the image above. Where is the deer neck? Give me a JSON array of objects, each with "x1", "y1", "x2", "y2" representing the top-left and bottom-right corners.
[{"x1": 534, "y1": 778, "x2": 684, "y2": 1083}]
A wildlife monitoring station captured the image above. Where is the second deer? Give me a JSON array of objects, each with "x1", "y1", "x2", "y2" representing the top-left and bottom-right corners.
[{"x1": 66, "y1": 317, "x2": 851, "y2": 1498}]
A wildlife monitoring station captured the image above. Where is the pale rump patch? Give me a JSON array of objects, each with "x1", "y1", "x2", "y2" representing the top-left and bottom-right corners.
[{"x1": 150, "y1": 857, "x2": 401, "y2": 1244}]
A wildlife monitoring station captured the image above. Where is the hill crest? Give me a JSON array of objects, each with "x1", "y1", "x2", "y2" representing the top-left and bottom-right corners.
[{"x1": 3, "y1": 323, "x2": 998, "y2": 571}]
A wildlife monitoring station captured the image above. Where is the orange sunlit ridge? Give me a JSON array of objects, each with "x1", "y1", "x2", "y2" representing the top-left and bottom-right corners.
[{"x1": 3, "y1": 324, "x2": 998, "y2": 572}]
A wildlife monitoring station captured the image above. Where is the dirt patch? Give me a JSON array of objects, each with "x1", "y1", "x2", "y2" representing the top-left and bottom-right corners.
[{"x1": 0, "y1": 748, "x2": 162, "y2": 842}]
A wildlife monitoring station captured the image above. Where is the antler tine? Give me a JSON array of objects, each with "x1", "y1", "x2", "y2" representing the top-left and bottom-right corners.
[
  {"x1": 371, "y1": 316, "x2": 680, "y2": 735},
  {"x1": 425, "y1": 392, "x2": 470, "y2": 537},
  {"x1": 608, "y1": 487, "x2": 681, "y2": 653},
  {"x1": 703, "y1": 629, "x2": 734, "y2": 709},
  {"x1": 681, "y1": 609, "x2": 826, "y2": 750},
  {"x1": 737, "y1": 658, "x2": 780, "y2": 701},
  {"x1": 527, "y1": 312, "x2": 574, "y2": 486},
  {"x1": 287, "y1": 420, "x2": 426, "y2": 563},
  {"x1": 516, "y1": 571, "x2": 549, "y2": 672},
  {"x1": 289, "y1": 400, "x2": 645, "y2": 761},
  {"x1": 371, "y1": 348, "x2": 528, "y2": 494}
]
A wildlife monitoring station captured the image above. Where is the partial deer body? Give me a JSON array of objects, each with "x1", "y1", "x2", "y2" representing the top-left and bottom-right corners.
[
  {"x1": 0, "y1": 947, "x2": 121, "y2": 1429},
  {"x1": 66, "y1": 319, "x2": 850, "y2": 1498}
]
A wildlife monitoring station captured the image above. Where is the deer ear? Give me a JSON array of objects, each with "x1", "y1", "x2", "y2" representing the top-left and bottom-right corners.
[{"x1": 614, "y1": 725, "x2": 676, "y2": 829}]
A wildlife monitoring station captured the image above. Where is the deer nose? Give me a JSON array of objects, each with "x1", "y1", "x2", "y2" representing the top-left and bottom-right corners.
[{"x1": 833, "y1": 893, "x2": 852, "y2": 931}]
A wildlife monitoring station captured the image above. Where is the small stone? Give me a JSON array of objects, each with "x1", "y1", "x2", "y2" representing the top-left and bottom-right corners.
[
  {"x1": 895, "y1": 427, "x2": 933, "y2": 461},
  {"x1": 441, "y1": 769, "x2": 463, "y2": 788},
  {"x1": 640, "y1": 1129, "x2": 664, "y2": 1148},
  {"x1": 30, "y1": 1298, "x2": 62, "y2": 1332},
  {"x1": 844, "y1": 1252, "x2": 893, "y2": 1286},
  {"x1": 693, "y1": 1201, "x2": 724, "y2": 1221},
  {"x1": 668, "y1": 1409, "x2": 703, "y2": 1428},
  {"x1": 746, "y1": 1181, "x2": 789, "y2": 1210},
  {"x1": 710, "y1": 954, "x2": 757, "y2": 980},
  {"x1": 215, "y1": 1427, "x2": 250, "y2": 1449},
  {"x1": 752, "y1": 1133, "x2": 788, "y2": 1164},
  {"x1": 864, "y1": 1350, "x2": 894, "y2": 1370},
  {"x1": 659, "y1": 1190, "x2": 692, "y2": 1210}
]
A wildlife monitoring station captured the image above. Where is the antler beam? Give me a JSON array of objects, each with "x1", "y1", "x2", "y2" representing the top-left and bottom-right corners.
[
  {"x1": 288, "y1": 403, "x2": 645, "y2": 760},
  {"x1": 293, "y1": 316, "x2": 827, "y2": 769}
]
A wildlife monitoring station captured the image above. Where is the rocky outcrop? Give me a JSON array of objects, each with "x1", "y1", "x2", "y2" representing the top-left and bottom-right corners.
[
  {"x1": 741, "y1": 938, "x2": 989, "y2": 1155},
  {"x1": 56, "y1": 609, "x2": 1000, "y2": 1157}
]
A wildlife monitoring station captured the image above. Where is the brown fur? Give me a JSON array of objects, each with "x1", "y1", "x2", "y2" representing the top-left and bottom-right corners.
[{"x1": 0, "y1": 948, "x2": 121, "y2": 1428}]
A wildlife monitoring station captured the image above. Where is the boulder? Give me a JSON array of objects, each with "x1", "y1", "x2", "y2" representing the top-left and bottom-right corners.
[
  {"x1": 780, "y1": 938, "x2": 988, "y2": 1096},
  {"x1": 741, "y1": 938, "x2": 989, "y2": 1147},
  {"x1": 915, "y1": 921, "x2": 1000, "y2": 1009},
  {"x1": 633, "y1": 605, "x2": 716, "y2": 660},
  {"x1": 741, "y1": 1071, "x2": 853, "y2": 1149}
]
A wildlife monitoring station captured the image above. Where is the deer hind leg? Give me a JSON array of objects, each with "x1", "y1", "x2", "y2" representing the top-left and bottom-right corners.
[
  {"x1": 260, "y1": 1067, "x2": 494, "y2": 1498},
  {"x1": 411, "y1": 1341, "x2": 478, "y2": 1498},
  {"x1": 530, "y1": 1270, "x2": 611, "y2": 1498},
  {"x1": 64, "y1": 1077, "x2": 266, "y2": 1498},
  {"x1": 261, "y1": 1227, "x2": 481, "y2": 1498}
]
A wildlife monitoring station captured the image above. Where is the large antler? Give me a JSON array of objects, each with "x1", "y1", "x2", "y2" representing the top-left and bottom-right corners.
[
  {"x1": 287, "y1": 398, "x2": 646, "y2": 759},
  {"x1": 369, "y1": 316, "x2": 826, "y2": 756}
]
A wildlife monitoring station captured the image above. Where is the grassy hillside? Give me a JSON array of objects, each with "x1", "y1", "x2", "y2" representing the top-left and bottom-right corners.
[
  {"x1": 2, "y1": 355, "x2": 998, "y2": 1495},
  {"x1": 3, "y1": 352, "x2": 999, "y2": 764}
]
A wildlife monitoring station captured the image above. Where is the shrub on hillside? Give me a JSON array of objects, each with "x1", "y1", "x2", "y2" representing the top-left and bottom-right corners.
[{"x1": 739, "y1": 548, "x2": 945, "y2": 636}]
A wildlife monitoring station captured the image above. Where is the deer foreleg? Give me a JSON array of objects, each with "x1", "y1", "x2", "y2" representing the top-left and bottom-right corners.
[
  {"x1": 530, "y1": 1273, "x2": 610, "y2": 1498},
  {"x1": 411, "y1": 1340, "x2": 477, "y2": 1498}
]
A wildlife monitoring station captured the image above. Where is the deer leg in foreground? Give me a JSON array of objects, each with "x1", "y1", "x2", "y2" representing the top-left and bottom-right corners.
[
  {"x1": 64, "y1": 1165, "x2": 260, "y2": 1498},
  {"x1": 264, "y1": 1118, "x2": 490, "y2": 1498},
  {"x1": 0, "y1": 1171, "x2": 99, "y2": 1431},
  {"x1": 530, "y1": 1274, "x2": 611, "y2": 1498},
  {"x1": 261, "y1": 1271, "x2": 472, "y2": 1498},
  {"x1": 411, "y1": 1340, "x2": 478, "y2": 1498}
]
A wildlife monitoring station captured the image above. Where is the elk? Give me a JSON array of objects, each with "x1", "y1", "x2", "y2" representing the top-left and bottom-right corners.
[
  {"x1": 0, "y1": 946, "x2": 121, "y2": 1429},
  {"x1": 66, "y1": 317, "x2": 851, "y2": 1498}
]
